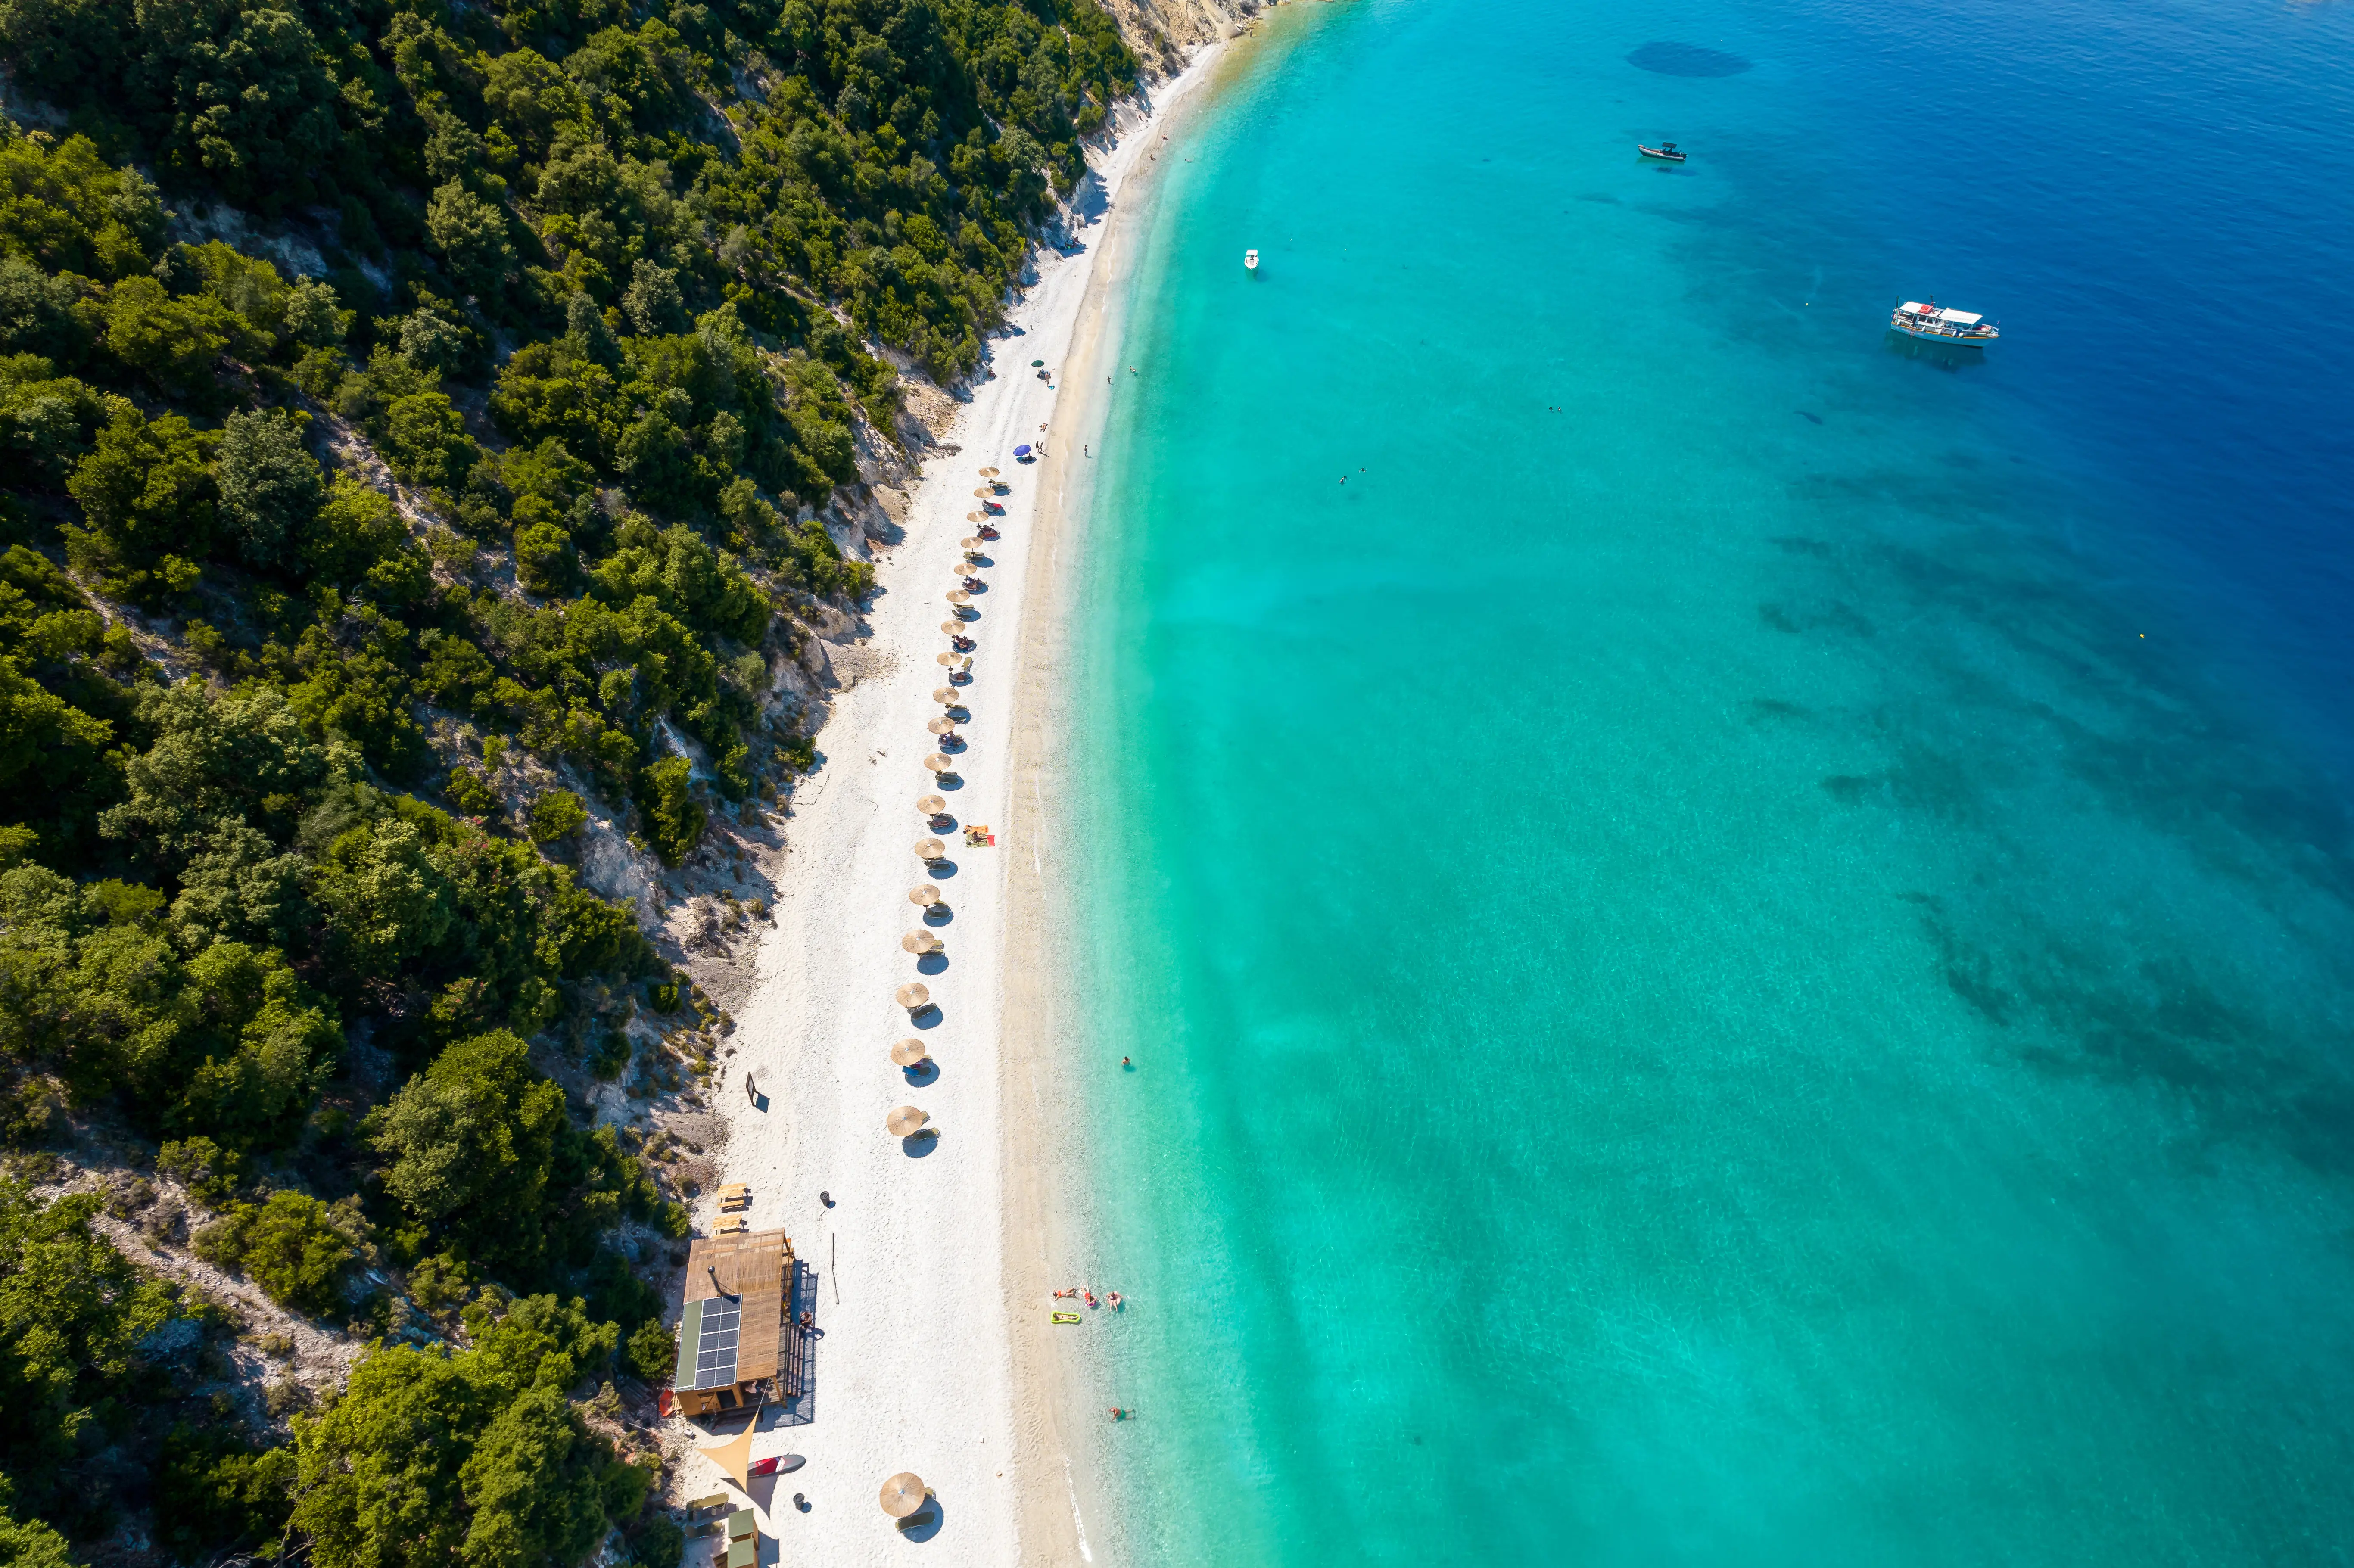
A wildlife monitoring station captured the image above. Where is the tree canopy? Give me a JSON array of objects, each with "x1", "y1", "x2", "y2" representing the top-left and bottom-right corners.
[{"x1": 0, "y1": 0, "x2": 1149, "y2": 1561}]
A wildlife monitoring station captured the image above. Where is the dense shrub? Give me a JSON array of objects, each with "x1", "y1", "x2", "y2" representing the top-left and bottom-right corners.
[
  {"x1": 193, "y1": 1191, "x2": 364, "y2": 1319},
  {"x1": 529, "y1": 789, "x2": 588, "y2": 843},
  {"x1": 633, "y1": 755, "x2": 703, "y2": 865},
  {"x1": 291, "y1": 1293, "x2": 646, "y2": 1568},
  {"x1": 0, "y1": 1182, "x2": 207, "y2": 1534}
]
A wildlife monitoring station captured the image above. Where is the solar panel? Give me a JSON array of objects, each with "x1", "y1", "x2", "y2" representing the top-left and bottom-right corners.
[{"x1": 693, "y1": 1298, "x2": 741, "y2": 1389}]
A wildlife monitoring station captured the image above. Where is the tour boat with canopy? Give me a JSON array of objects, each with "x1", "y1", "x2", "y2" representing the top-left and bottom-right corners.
[{"x1": 1891, "y1": 299, "x2": 1999, "y2": 347}]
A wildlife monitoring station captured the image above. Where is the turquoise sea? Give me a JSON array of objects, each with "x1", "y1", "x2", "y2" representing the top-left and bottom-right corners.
[{"x1": 1065, "y1": 0, "x2": 2354, "y2": 1561}]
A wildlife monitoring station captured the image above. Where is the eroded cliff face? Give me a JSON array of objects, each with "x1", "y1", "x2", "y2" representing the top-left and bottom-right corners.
[{"x1": 1101, "y1": 0, "x2": 1264, "y2": 78}]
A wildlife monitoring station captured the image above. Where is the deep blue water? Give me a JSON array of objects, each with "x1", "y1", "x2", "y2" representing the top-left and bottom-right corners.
[{"x1": 1062, "y1": 0, "x2": 2354, "y2": 1562}]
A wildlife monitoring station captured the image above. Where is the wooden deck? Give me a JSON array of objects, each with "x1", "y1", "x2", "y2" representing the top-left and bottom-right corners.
[
  {"x1": 780, "y1": 1261, "x2": 808, "y2": 1399},
  {"x1": 677, "y1": 1228, "x2": 795, "y2": 1416}
]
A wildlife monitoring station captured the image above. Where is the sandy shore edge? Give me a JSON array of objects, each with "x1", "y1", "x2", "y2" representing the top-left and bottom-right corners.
[
  {"x1": 998, "y1": 45, "x2": 1242, "y2": 1563},
  {"x1": 672, "y1": 44, "x2": 1232, "y2": 1568}
]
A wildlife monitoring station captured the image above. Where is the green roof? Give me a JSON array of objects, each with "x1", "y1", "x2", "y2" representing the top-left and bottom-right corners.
[{"x1": 672, "y1": 1300, "x2": 702, "y2": 1389}]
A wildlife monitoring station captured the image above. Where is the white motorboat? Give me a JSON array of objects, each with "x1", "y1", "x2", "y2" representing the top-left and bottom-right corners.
[
  {"x1": 1244, "y1": 248, "x2": 1259, "y2": 274},
  {"x1": 1891, "y1": 299, "x2": 1998, "y2": 346}
]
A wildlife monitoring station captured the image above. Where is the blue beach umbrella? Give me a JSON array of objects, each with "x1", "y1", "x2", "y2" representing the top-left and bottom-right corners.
[{"x1": 1014, "y1": 444, "x2": 1031, "y2": 457}]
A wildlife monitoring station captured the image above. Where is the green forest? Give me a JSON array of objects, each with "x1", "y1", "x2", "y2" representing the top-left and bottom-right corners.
[{"x1": 0, "y1": 0, "x2": 1139, "y2": 1562}]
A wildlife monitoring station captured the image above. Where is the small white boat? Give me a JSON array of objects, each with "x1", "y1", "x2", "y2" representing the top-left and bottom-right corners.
[
  {"x1": 1891, "y1": 299, "x2": 1998, "y2": 347},
  {"x1": 1244, "y1": 248, "x2": 1259, "y2": 274}
]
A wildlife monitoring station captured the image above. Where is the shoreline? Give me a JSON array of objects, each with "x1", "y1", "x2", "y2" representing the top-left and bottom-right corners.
[
  {"x1": 996, "y1": 48, "x2": 1232, "y2": 1564},
  {"x1": 676, "y1": 43, "x2": 1230, "y2": 1568}
]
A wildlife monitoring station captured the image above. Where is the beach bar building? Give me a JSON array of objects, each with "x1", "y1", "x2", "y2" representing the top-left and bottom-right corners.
[{"x1": 672, "y1": 1228, "x2": 798, "y2": 1418}]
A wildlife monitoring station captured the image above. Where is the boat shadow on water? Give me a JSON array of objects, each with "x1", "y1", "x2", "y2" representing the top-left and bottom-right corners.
[{"x1": 1884, "y1": 330, "x2": 1991, "y2": 373}]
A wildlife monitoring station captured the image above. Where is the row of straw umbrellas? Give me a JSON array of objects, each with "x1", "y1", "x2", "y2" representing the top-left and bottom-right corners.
[
  {"x1": 885, "y1": 477, "x2": 1001, "y2": 1135},
  {"x1": 872, "y1": 463, "x2": 1009, "y2": 1524}
]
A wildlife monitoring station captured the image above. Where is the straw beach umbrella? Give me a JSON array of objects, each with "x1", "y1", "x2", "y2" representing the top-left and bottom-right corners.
[
  {"x1": 901, "y1": 930, "x2": 942, "y2": 955},
  {"x1": 935, "y1": 652, "x2": 967, "y2": 668},
  {"x1": 917, "y1": 795, "x2": 947, "y2": 815},
  {"x1": 926, "y1": 717, "x2": 956, "y2": 736},
  {"x1": 946, "y1": 590, "x2": 971, "y2": 606},
  {"x1": 922, "y1": 754, "x2": 953, "y2": 774},
  {"x1": 979, "y1": 467, "x2": 1000, "y2": 478},
  {"x1": 971, "y1": 487, "x2": 990, "y2": 499},
  {"x1": 895, "y1": 983, "x2": 930, "y2": 1011},
  {"x1": 940, "y1": 620, "x2": 966, "y2": 637},
  {"x1": 915, "y1": 838, "x2": 947, "y2": 861},
  {"x1": 959, "y1": 537, "x2": 982, "y2": 551},
  {"x1": 885, "y1": 1107, "x2": 929, "y2": 1139},
  {"x1": 932, "y1": 688, "x2": 959, "y2": 706},
  {"x1": 891, "y1": 1038, "x2": 929, "y2": 1067},
  {"x1": 966, "y1": 511, "x2": 984, "y2": 523},
  {"x1": 907, "y1": 885, "x2": 942, "y2": 908}
]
